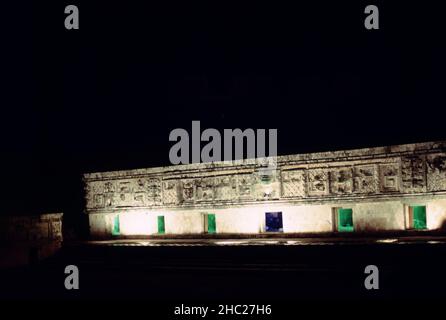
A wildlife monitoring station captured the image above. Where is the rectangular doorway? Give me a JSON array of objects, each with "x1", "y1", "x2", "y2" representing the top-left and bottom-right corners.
[
  {"x1": 112, "y1": 214, "x2": 120, "y2": 236},
  {"x1": 337, "y1": 208, "x2": 354, "y2": 232},
  {"x1": 265, "y1": 212, "x2": 283, "y2": 232},
  {"x1": 204, "y1": 213, "x2": 216, "y2": 234},
  {"x1": 157, "y1": 215, "x2": 165, "y2": 234},
  {"x1": 408, "y1": 205, "x2": 427, "y2": 230}
]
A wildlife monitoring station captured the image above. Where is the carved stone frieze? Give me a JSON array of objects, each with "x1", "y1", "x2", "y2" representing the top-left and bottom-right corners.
[
  {"x1": 401, "y1": 156, "x2": 426, "y2": 193},
  {"x1": 379, "y1": 163, "x2": 400, "y2": 192},
  {"x1": 83, "y1": 142, "x2": 446, "y2": 210},
  {"x1": 330, "y1": 167, "x2": 353, "y2": 195},
  {"x1": 281, "y1": 169, "x2": 306, "y2": 198},
  {"x1": 353, "y1": 165, "x2": 377, "y2": 194},
  {"x1": 307, "y1": 169, "x2": 329, "y2": 196},
  {"x1": 427, "y1": 154, "x2": 446, "y2": 191}
]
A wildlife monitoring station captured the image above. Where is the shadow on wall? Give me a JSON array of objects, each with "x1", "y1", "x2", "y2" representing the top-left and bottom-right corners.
[
  {"x1": 439, "y1": 219, "x2": 446, "y2": 232},
  {"x1": 0, "y1": 213, "x2": 63, "y2": 268},
  {"x1": 62, "y1": 213, "x2": 90, "y2": 241}
]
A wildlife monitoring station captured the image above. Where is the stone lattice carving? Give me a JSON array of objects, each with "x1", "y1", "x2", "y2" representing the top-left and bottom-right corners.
[
  {"x1": 330, "y1": 167, "x2": 353, "y2": 194},
  {"x1": 401, "y1": 156, "x2": 426, "y2": 193},
  {"x1": 281, "y1": 170, "x2": 306, "y2": 197},
  {"x1": 353, "y1": 165, "x2": 377, "y2": 193},
  {"x1": 307, "y1": 169, "x2": 329, "y2": 196},
  {"x1": 427, "y1": 154, "x2": 446, "y2": 191},
  {"x1": 379, "y1": 163, "x2": 400, "y2": 192},
  {"x1": 163, "y1": 180, "x2": 179, "y2": 205}
]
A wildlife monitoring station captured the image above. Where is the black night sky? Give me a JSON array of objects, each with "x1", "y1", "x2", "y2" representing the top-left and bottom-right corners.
[{"x1": 5, "y1": 1, "x2": 446, "y2": 232}]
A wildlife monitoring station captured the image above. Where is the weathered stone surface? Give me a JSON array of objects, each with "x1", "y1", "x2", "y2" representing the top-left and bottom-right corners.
[
  {"x1": 330, "y1": 167, "x2": 353, "y2": 195},
  {"x1": 281, "y1": 169, "x2": 305, "y2": 198},
  {"x1": 427, "y1": 154, "x2": 446, "y2": 191},
  {"x1": 0, "y1": 213, "x2": 63, "y2": 242},
  {"x1": 379, "y1": 163, "x2": 400, "y2": 192},
  {"x1": 307, "y1": 169, "x2": 329, "y2": 197},
  {"x1": 353, "y1": 165, "x2": 377, "y2": 194},
  {"x1": 0, "y1": 213, "x2": 63, "y2": 267},
  {"x1": 401, "y1": 156, "x2": 427, "y2": 193},
  {"x1": 83, "y1": 141, "x2": 446, "y2": 211}
]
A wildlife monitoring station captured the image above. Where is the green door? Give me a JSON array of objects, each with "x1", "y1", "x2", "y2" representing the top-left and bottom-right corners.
[
  {"x1": 112, "y1": 214, "x2": 120, "y2": 236},
  {"x1": 412, "y1": 206, "x2": 427, "y2": 230},
  {"x1": 338, "y1": 208, "x2": 354, "y2": 232},
  {"x1": 207, "y1": 214, "x2": 216, "y2": 234},
  {"x1": 157, "y1": 216, "x2": 165, "y2": 234}
]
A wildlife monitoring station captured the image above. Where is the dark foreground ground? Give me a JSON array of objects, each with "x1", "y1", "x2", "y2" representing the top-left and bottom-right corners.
[{"x1": 1, "y1": 237, "x2": 446, "y2": 303}]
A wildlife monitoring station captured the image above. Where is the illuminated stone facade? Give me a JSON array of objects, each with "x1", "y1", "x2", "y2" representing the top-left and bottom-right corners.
[{"x1": 83, "y1": 142, "x2": 446, "y2": 238}]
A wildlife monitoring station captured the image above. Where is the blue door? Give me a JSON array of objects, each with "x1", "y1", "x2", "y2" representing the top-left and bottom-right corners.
[{"x1": 265, "y1": 212, "x2": 283, "y2": 232}]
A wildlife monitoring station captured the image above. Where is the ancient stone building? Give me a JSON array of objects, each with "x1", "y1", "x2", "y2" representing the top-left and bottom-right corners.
[
  {"x1": 0, "y1": 213, "x2": 63, "y2": 267},
  {"x1": 83, "y1": 142, "x2": 446, "y2": 238}
]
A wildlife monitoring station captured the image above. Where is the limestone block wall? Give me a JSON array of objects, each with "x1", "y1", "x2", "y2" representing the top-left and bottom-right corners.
[
  {"x1": 281, "y1": 204, "x2": 335, "y2": 233},
  {"x1": 85, "y1": 197, "x2": 446, "y2": 237},
  {"x1": 425, "y1": 199, "x2": 446, "y2": 230},
  {"x1": 83, "y1": 141, "x2": 446, "y2": 238},
  {"x1": 0, "y1": 213, "x2": 63, "y2": 267},
  {"x1": 88, "y1": 213, "x2": 109, "y2": 238},
  {"x1": 207, "y1": 207, "x2": 264, "y2": 234},
  {"x1": 342, "y1": 201, "x2": 405, "y2": 232},
  {"x1": 0, "y1": 213, "x2": 63, "y2": 242}
]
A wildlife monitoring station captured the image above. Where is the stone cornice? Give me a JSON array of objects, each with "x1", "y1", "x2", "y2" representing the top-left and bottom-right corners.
[{"x1": 83, "y1": 141, "x2": 446, "y2": 181}]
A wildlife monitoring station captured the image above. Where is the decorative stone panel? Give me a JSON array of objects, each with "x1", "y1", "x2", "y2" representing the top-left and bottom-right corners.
[
  {"x1": 237, "y1": 174, "x2": 255, "y2": 199},
  {"x1": 163, "y1": 180, "x2": 179, "y2": 205},
  {"x1": 307, "y1": 169, "x2": 329, "y2": 196},
  {"x1": 196, "y1": 177, "x2": 214, "y2": 201},
  {"x1": 427, "y1": 154, "x2": 446, "y2": 191},
  {"x1": 353, "y1": 165, "x2": 377, "y2": 194},
  {"x1": 401, "y1": 156, "x2": 427, "y2": 193},
  {"x1": 83, "y1": 142, "x2": 446, "y2": 210},
  {"x1": 281, "y1": 169, "x2": 306, "y2": 198},
  {"x1": 214, "y1": 176, "x2": 237, "y2": 200},
  {"x1": 379, "y1": 163, "x2": 400, "y2": 192},
  {"x1": 330, "y1": 167, "x2": 353, "y2": 195}
]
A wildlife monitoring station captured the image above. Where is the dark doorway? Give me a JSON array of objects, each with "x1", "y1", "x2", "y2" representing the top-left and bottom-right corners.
[
  {"x1": 204, "y1": 213, "x2": 216, "y2": 234},
  {"x1": 265, "y1": 212, "x2": 283, "y2": 232},
  {"x1": 157, "y1": 216, "x2": 165, "y2": 234},
  {"x1": 337, "y1": 208, "x2": 354, "y2": 232},
  {"x1": 112, "y1": 215, "x2": 120, "y2": 236},
  {"x1": 409, "y1": 205, "x2": 427, "y2": 230}
]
